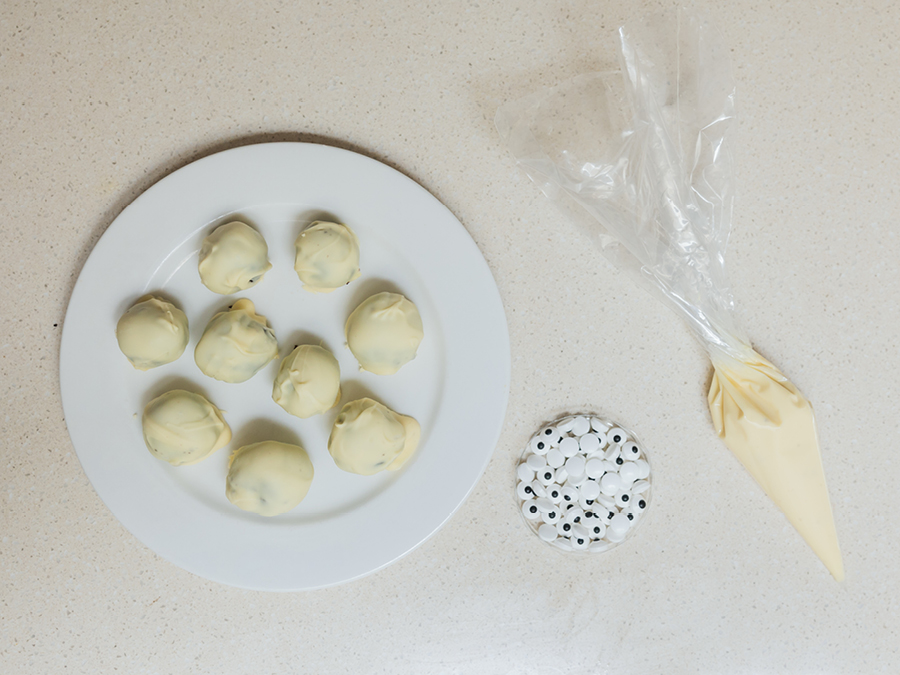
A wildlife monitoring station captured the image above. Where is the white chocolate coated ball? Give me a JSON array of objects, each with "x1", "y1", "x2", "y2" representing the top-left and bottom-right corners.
[
  {"x1": 272, "y1": 344, "x2": 341, "y2": 418},
  {"x1": 226, "y1": 441, "x2": 314, "y2": 517},
  {"x1": 142, "y1": 390, "x2": 231, "y2": 466},
  {"x1": 345, "y1": 292, "x2": 423, "y2": 375},
  {"x1": 293, "y1": 221, "x2": 361, "y2": 293},
  {"x1": 116, "y1": 296, "x2": 189, "y2": 370},
  {"x1": 198, "y1": 221, "x2": 272, "y2": 295},
  {"x1": 194, "y1": 299, "x2": 278, "y2": 383},
  {"x1": 327, "y1": 398, "x2": 421, "y2": 475}
]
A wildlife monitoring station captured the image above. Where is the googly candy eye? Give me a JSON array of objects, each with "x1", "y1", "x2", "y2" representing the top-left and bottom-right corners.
[
  {"x1": 585, "y1": 457, "x2": 605, "y2": 479},
  {"x1": 608, "y1": 512, "x2": 631, "y2": 535},
  {"x1": 633, "y1": 495, "x2": 649, "y2": 512},
  {"x1": 553, "y1": 466, "x2": 569, "y2": 484},
  {"x1": 564, "y1": 454, "x2": 585, "y2": 477},
  {"x1": 600, "y1": 472, "x2": 623, "y2": 496},
  {"x1": 622, "y1": 441, "x2": 641, "y2": 461},
  {"x1": 559, "y1": 485, "x2": 578, "y2": 504},
  {"x1": 604, "y1": 445, "x2": 620, "y2": 462},
  {"x1": 547, "y1": 485, "x2": 563, "y2": 503},
  {"x1": 521, "y1": 500, "x2": 541, "y2": 520},
  {"x1": 529, "y1": 435, "x2": 550, "y2": 455},
  {"x1": 608, "y1": 427, "x2": 628, "y2": 445},
  {"x1": 545, "y1": 448, "x2": 565, "y2": 469},
  {"x1": 615, "y1": 491, "x2": 633, "y2": 508},
  {"x1": 634, "y1": 459, "x2": 651, "y2": 479},
  {"x1": 579, "y1": 479, "x2": 601, "y2": 502},
  {"x1": 565, "y1": 472, "x2": 587, "y2": 488},
  {"x1": 618, "y1": 461, "x2": 641, "y2": 484},
  {"x1": 526, "y1": 454, "x2": 546, "y2": 471},
  {"x1": 559, "y1": 437, "x2": 580, "y2": 458},
  {"x1": 571, "y1": 416, "x2": 591, "y2": 436},
  {"x1": 588, "y1": 519, "x2": 607, "y2": 539},
  {"x1": 570, "y1": 524, "x2": 590, "y2": 549},
  {"x1": 539, "y1": 426, "x2": 562, "y2": 446},
  {"x1": 594, "y1": 494, "x2": 616, "y2": 510},
  {"x1": 538, "y1": 523, "x2": 558, "y2": 542},
  {"x1": 556, "y1": 416, "x2": 575, "y2": 433},
  {"x1": 541, "y1": 508, "x2": 561, "y2": 524},
  {"x1": 578, "y1": 433, "x2": 601, "y2": 455},
  {"x1": 537, "y1": 468, "x2": 556, "y2": 486},
  {"x1": 534, "y1": 497, "x2": 555, "y2": 513},
  {"x1": 591, "y1": 417, "x2": 611, "y2": 434},
  {"x1": 516, "y1": 481, "x2": 532, "y2": 500},
  {"x1": 529, "y1": 480, "x2": 547, "y2": 498},
  {"x1": 556, "y1": 519, "x2": 573, "y2": 536},
  {"x1": 517, "y1": 462, "x2": 535, "y2": 482},
  {"x1": 631, "y1": 479, "x2": 650, "y2": 494},
  {"x1": 564, "y1": 507, "x2": 585, "y2": 525}
]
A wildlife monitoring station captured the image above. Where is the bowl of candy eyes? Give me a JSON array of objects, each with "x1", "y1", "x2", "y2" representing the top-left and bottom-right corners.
[{"x1": 515, "y1": 414, "x2": 652, "y2": 553}]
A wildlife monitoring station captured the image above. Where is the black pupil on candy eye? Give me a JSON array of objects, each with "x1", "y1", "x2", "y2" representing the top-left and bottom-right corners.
[
  {"x1": 608, "y1": 512, "x2": 614, "y2": 519},
  {"x1": 551, "y1": 491, "x2": 558, "y2": 497},
  {"x1": 594, "y1": 527, "x2": 601, "y2": 534},
  {"x1": 586, "y1": 500, "x2": 593, "y2": 505},
  {"x1": 544, "y1": 472, "x2": 552, "y2": 480},
  {"x1": 525, "y1": 487, "x2": 532, "y2": 494},
  {"x1": 530, "y1": 506, "x2": 537, "y2": 513},
  {"x1": 627, "y1": 513, "x2": 634, "y2": 520},
  {"x1": 577, "y1": 539, "x2": 584, "y2": 545},
  {"x1": 563, "y1": 524, "x2": 570, "y2": 531},
  {"x1": 616, "y1": 458, "x2": 624, "y2": 465},
  {"x1": 613, "y1": 435, "x2": 621, "y2": 442},
  {"x1": 622, "y1": 495, "x2": 629, "y2": 502},
  {"x1": 574, "y1": 516, "x2": 580, "y2": 522},
  {"x1": 537, "y1": 442, "x2": 544, "y2": 449},
  {"x1": 585, "y1": 512, "x2": 593, "y2": 518},
  {"x1": 564, "y1": 495, "x2": 571, "y2": 501},
  {"x1": 545, "y1": 429, "x2": 552, "y2": 435},
  {"x1": 549, "y1": 512, "x2": 556, "y2": 518},
  {"x1": 639, "y1": 500, "x2": 646, "y2": 508}
]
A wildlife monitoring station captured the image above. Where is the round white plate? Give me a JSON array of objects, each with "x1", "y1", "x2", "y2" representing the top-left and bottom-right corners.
[{"x1": 60, "y1": 142, "x2": 510, "y2": 591}]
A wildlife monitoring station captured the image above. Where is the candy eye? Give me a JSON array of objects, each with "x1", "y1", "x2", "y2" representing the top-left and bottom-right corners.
[
  {"x1": 521, "y1": 500, "x2": 541, "y2": 520},
  {"x1": 517, "y1": 462, "x2": 535, "y2": 482},
  {"x1": 541, "y1": 509, "x2": 560, "y2": 524},
  {"x1": 564, "y1": 454, "x2": 585, "y2": 477},
  {"x1": 546, "y1": 448, "x2": 565, "y2": 469},
  {"x1": 622, "y1": 442, "x2": 641, "y2": 461},
  {"x1": 571, "y1": 416, "x2": 591, "y2": 436},
  {"x1": 516, "y1": 481, "x2": 532, "y2": 500},
  {"x1": 526, "y1": 454, "x2": 546, "y2": 471},
  {"x1": 619, "y1": 462, "x2": 640, "y2": 484},
  {"x1": 578, "y1": 433, "x2": 601, "y2": 454},
  {"x1": 559, "y1": 437, "x2": 580, "y2": 458},
  {"x1": 529, "y1": 436, "x2": 549, "y2": 455},
  {"x1": 560, "y1": 486, "x2": 578, "y2": 503},
  {"x1": 615, "y1": 491, "x2": 632, "y2": 508},
  {"x1": 608, "y1": 427, "x2": 628, "y2": 444}
]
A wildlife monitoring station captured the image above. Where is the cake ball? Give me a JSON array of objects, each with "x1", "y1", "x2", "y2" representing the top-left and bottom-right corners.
[
  {"x1": 344, "y1": 292, "x2": 423, "y2": 375},
  {"x1": 293, "y1": 221, "x2": 361, "y2": 293},
  {"x1": 226, "y1": 441, "x2": 314, "y2": 517},
  {"x1": 116, "y1": 295, "x2": 189, "y2": 370},
  {"x1": 327, "y1": 398, "x2": 421, "y2": 475},
  {"x1": 198, "y1": 221, "x2": 272, "y2": 295},
  {"x1": 142, "y1": 389, "x2": 231, "y2": 466},
  {"x1": 194, "y1": 299, "x2": 278, "y2": 383},
  {"x1": 272, "y1": 344, "x2": 341, "y2": 419}
]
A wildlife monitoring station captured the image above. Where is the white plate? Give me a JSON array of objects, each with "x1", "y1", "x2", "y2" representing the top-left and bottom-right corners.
[{"x1": 60, "y1": 143, "x2": 510, "y2": 591}]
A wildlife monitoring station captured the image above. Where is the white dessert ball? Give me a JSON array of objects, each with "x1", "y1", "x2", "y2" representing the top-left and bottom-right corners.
[
  {"x1": 272, "y1": 344, "x2": 341, "y2": 419},
  {"x1": 345, "y1": 292, "x2": 423, "y2": 375},
  {"x1": 198, "y1": 221, "x2": 272, "y2": 295},
  {"x1": 328, "y1": 398, "x2": 421, "y2": 475},
  {"x1": 226, "y1": 441, "x2": 314, "y2": 517},
  {"x1": 194, "y1": 299, "x2": 278, "y2": 383},
  {"x1": 293, "y1": 221, "x2": 361, "y2": 293},
  {"x1": 142, "y1": 390, "x2": 231, "y2": 466},
  {"x1": 116, "y1": 296, "x2": 189, "y2": 370}
]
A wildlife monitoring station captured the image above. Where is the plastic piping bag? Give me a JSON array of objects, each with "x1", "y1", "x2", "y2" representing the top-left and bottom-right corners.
[{"x1": 495, "y1": 9, "x2": 843, "y2": 580}]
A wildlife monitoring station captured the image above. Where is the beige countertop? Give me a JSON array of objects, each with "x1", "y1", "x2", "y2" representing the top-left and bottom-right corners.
[{"x1": 2, "y1": 0, "x2": 899, "y2": 672}]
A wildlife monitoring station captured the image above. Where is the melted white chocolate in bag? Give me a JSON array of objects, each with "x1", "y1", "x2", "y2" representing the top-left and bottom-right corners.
[{"x1": 709, "y1": 350, "x2": 844, "y2": 581}]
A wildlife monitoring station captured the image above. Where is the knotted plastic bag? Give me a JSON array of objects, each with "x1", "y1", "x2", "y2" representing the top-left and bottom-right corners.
[{"x1": 496, "y1": 10, "x2": 843, "y2": 580}]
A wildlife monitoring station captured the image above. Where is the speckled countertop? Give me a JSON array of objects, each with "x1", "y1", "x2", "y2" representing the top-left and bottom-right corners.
[{"x1": 2, "y1": 1, "x2": 900, "y2": 672}]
